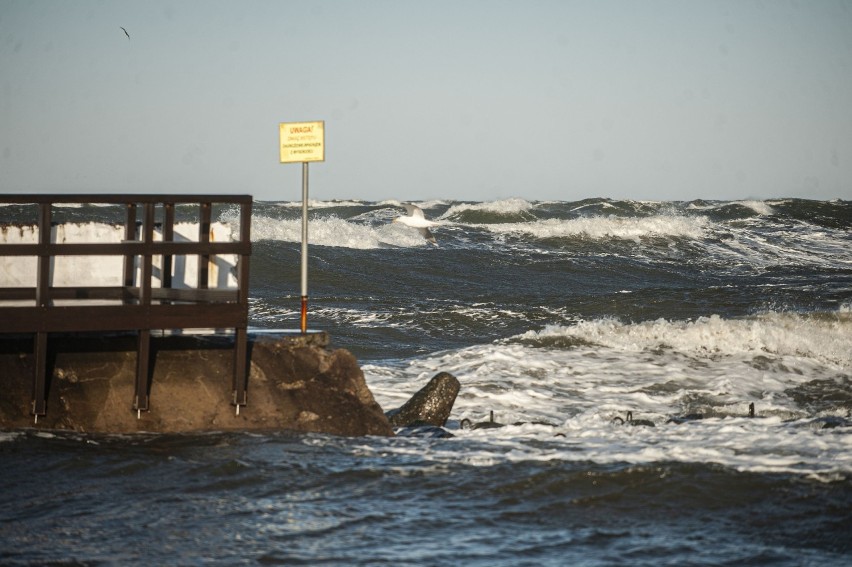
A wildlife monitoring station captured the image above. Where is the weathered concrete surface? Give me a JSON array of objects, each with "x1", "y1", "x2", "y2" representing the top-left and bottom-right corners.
[
  {"x1": 385, "y1": 372, "x2": 460, "y2": 427},
  {"x1": 0, "y1": 332, "x2": 393, "y2": 436}
]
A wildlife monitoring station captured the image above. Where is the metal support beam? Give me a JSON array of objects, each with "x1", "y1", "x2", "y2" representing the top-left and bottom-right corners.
[
  {"x1": 134, "y1": 329, "x2": 151, "y2": 415},
  {"x1": 32, "y1": 332, "x2": 48, "y2": 419},
  {"x1": 232, "y1": 328, "x2": 248, "y2": 413}
]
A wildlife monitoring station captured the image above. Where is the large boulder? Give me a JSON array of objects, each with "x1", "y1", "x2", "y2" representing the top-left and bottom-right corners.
[{"x1": 385, "y1": 372, "x2": 460, "y2": 428}]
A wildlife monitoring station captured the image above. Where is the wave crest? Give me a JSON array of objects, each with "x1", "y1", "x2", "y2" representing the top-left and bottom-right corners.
[
  {"x1": 250, "y1": 215, "x2": 427, "y2": 249},
  {"x1": 440, "y1": 198, "x2": 537, "y2": 224},
  {"x1": 482, "y1": 214, "x2": 709, "y2": 242},
  {"x1": 514, "y1": 313, "x2": 852, "y2": 369}
]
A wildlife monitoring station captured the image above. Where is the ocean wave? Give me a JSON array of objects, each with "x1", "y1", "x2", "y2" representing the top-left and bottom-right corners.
[
  {"x1": 686, "y1": 200, "x2": 775, "y2": 214},
  {"x1": 570, "y1": 200, "x2": 619, "y2": 212},
  {"x1": 731, "y1": 200, "x2": 776, "y2": 216},
  {"x1": 363, "y1": 312, "x2": 852, "y2": 478},
  {"x1": 480, "y1": 214, "x2": 710, "y2": 242},
  {"x1": 375, "y1": 199, "x2": 450, "y2": 210},
  {"x1": 249, "y1": 215, "x2": 427, "y2": 249},
  {"x1": 439, "y1": 198, "x2": 537, "y2": 223},
  {"x1": 513, "y1": 313, "x2": 852, "y2": 369},
  {"x1": 264, "y1": 199, "x2": 369, "y2": 209},
  {"x1": 0, "y1": 431, "x2": 24, "y2": 444}
]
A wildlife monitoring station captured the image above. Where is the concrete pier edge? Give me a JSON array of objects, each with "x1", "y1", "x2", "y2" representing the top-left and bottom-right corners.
[{"x1": 0, "y1": 330, "x2": 395, "y2": 437}]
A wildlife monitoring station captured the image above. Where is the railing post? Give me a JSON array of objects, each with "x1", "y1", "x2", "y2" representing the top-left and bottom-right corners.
[
  {"x1": 163, "y1": 203, "x2": 174, "y2": 290},
  {"x1": 123, "y1": 203, "x2": 137, "y2": 293},
  {"x1": 198, "y1": 202, "x2": 211, "y2": 290},
  {"x1": 36, "y1": 203, "x2": 51, "y2": 309},
  {"x1": 140, "y1": 203, "x2": 154, "y2": 305}
]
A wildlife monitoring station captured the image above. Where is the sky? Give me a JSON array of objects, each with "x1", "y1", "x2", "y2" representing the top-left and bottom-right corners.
[{"x1": 1, "y1": 0, "x2": 851, "y2": 203}]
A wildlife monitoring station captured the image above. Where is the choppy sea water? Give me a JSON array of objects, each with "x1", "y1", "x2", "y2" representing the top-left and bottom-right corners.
[{"x1": 2, "y1": 197, "x2": 851, "y2": 565}]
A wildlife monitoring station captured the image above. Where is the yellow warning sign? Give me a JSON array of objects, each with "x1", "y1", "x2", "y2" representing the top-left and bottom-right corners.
[{"x1": 279, "y1": 121, "x2": 325, "y2": 163}]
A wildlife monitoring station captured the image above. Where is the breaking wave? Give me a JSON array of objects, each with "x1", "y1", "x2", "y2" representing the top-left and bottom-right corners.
[
  {"x1": 481, "y1": 214, "x2": 710, "y2": 242},
  {"x1": 512, "y1": 312, "x2": 852, "y2": 370}
]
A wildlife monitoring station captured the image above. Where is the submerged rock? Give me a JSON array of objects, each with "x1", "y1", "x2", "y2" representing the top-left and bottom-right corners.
[
  {"x1": 666, "y1": 413, "x2": 704, "y2": 424},
  {"x1": 385, "y1": 372, "x2": 460, "y2": 428},
  {"x1": 801, "y1": 416, "x2": 852, "y2": 430},
  {"x1": 611, "y1": 411, "x2": 655, "y2": 427},
  {"x1": 460, "y1": 410, "x2": 505, "y2": 430}
]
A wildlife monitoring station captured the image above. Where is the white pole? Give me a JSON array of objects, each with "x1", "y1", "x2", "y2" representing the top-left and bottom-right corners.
[{"x1": 300, "y1": 162, "x2": 309, "y2": 333}]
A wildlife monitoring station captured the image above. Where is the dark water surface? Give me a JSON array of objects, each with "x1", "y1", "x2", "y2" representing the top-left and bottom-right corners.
[
  {"x1": 2, "y1": 430, "x2": 850, "y2": 566},
  {"x1": 2, "y1": 198, "x2": 851, "y2": 565}
]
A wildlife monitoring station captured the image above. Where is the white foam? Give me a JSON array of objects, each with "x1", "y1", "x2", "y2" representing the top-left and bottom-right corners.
[
  {"x1": 374, "y1": 199, "x2": 449, "y2": 210},
  {"x1": 684, "y1": 200, "x2": 775, "y2": 215},
  {"x1": 737, "y1": 200, "x2": 775, "y2": 215},
  {"x1": 570, "y1": 201, "x2": 618, "y2": 212},
  {"x1": 363, "y1": 312, "x2": 852, "y2": 479},
  {"x1": 440, "y1": 198, "x2": 535, "y2": 218},
  {"x1": 250, "y1": 215, "x2": 432, "y2": 249},
  {"x1": 264, "y1": 199, "x2": 368, "y2": 209},
  {"x1": 480, "y1": 214, "x2": 710, "y2": 242},
  {"x1": 519, "y1": 313, "x2": 852, "y2": 369},
  {"x1": 411, "y1": 199, "x2": 450, "y2": 210},
  {"x1": 704, "y1": 220, "x2": 852, "y2": 270}
]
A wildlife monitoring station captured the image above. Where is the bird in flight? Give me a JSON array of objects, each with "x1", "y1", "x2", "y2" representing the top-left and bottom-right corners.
[
  {"x1": 120, "y1": 26, "x2": 130, "y2": 39},
  {"x1": 393, "y1": 204, "x2": 440, "y2": 246}
]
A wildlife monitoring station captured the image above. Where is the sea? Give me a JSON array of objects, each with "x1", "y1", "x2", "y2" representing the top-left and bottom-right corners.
[{"x1": 1, "y1": 197, "x2": 851, "y2": 565}]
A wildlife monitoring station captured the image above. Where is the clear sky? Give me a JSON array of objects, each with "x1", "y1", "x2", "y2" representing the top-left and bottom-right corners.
[{"x1": 1, "y1": 0, "x2": 851, "y2": 202}]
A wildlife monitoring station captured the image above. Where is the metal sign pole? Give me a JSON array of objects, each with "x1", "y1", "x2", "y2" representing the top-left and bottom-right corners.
[
  {"x1": 300, "y1": 162, "x2": 309, "y2": 334},
  {"x1": 280, "y1": 120, "x2": 323, "y2": 334}
]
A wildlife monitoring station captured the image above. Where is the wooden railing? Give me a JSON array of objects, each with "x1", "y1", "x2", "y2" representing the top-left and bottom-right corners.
[{"x1": 0, "y1": 195, "x2": 252, "y2": 420}]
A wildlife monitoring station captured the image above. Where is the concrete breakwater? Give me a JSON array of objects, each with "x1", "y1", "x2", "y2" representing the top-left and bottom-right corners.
[{"x1": 0, "y1": 332, "x2": 394, "y2": 437}]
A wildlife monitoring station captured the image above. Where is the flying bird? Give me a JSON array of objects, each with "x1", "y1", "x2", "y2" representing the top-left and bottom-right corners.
[
  {"x1": 393, "y1": 204, "x2": 439, "y2": 246},
  {"x1": 120, "y1": 26, "x2": 130, "y2": 39}
]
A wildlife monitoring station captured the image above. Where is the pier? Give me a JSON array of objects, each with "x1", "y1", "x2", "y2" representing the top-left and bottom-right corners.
[{"x1": 0, "y1": 195, "x2": 252, "y2": 420}]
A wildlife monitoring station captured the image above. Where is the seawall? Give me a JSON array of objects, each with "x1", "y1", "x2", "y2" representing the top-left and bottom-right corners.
[{"x1": 0, "y1": 332, "x2": 394, "y2": 437}]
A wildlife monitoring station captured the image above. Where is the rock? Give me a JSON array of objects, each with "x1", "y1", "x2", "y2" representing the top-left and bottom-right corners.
[
  {"x1": 0, "y1": 332, "x2": 393, "y2": 437},
  {"x1": 803, "y1": 416, "x2": 851, "y2": 430},
  {"x1": 385, "y1": 372, "x2": 460, "y2": 427},
  {"x1": 611, "y1": 410, "x2": 655, "y2": 427},
  {"x1": 460, "y1": 410, "x2": 505, "y2": 430},
  {"x1": 666, "y1": 413, "x2": 704, "y2": 424}
]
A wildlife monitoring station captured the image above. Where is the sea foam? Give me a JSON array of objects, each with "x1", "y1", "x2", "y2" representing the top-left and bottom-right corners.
[
  {"x1": 516, "y1": 313, "x2": 852, "y2": 370},
  {"x1": 249, "y1": 215, "x2": 426, "y2": 249},
  {"x1": 440, "y1": 198, "x2": 535, "y2": 218},
  {"x1": 362, "y1": 312, "x2": 852, "y2": 478},
  {"x1": 481, "y1": 214, "x2": 710, "y2": 242}
]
